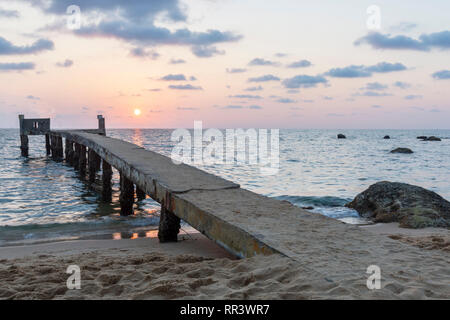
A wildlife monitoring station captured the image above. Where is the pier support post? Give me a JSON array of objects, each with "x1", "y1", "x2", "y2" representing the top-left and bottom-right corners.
[
  {"x1": 65, "y1": 139, "x2": 73, "y2": 163},
  {"x1": 45, "y1": 134, "x2": 51, "y2": 155},
  {"x1": 88, "y1": 149, "x2": 100, "y2": 183},
  {"x1": 119, "y1": 173, "x2": 134, "y2": 216},
  {"x1": 20, "y1": 134, "x2": 29, "y2": 157},
  {"x1": 136, "y1": 187, "x2": 146, "y2": 201},
  {"x1": 79, "y1": 145, "x2": 87, "y2": 175},
  {"x1": 101, "y1": 160, "x2": 113, "y2": 202},
  {"x1": 56, "y1": 136, "x2": 63, "y2": 160},
  {"x1": 73, "y1": 143, "x2": 80, "y2": 170},
  {"x1": 158, "y1": 201, "x2": 180, "y2": 242},
  {"x1": 50, "y1": 135, "x2": 56, "y2": 159}
]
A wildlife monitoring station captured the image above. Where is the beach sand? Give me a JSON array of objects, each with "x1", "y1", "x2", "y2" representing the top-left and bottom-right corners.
[{"x1": 0, "y1": 224, "x2": 449, "y2": 300}]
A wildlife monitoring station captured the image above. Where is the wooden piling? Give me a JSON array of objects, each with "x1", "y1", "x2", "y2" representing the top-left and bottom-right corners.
[
  {"x1": 45, "y1": 134, "x2": 51, "y2": 155},
  {"x1": 79, "y1": 145, "x2": 87, "y2": 175},
  {"x1": 56, "y1": 136, "x2": 63, "y2": 159},
  {"x1": 158, "y1": 201, "x2": 180, "y2": 242},
  {"x1": 20, "y1": 135, "x2": 29, "y2": 157},
  {"x1": 73, "y1": 143, "x2": 80, "y2": 170},
  {"x1": 65, "y1": 139, "x2": 73, "y2": 163},
  {"x1": 136, "y1": 187, "x2": 146, "y2": 201},
  {"x1": 102, "y1": 160, "x2": 113, "y2": 202},
  {"x1": 119, "y1": 173, "x2": 134, "y2": 216},
  {"x1": 88, "y1": 148, "x2": 100, "y2": 183}
]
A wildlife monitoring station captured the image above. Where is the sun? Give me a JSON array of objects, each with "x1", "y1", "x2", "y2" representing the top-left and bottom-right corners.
[{"x1": 134, "y1": 108, "x2": 141, "y2": 116}]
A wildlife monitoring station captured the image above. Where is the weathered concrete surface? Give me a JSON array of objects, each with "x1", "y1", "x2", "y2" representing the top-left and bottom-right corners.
[{"x1": 50, "y1": 131, "x2": 450, "y2": 278}]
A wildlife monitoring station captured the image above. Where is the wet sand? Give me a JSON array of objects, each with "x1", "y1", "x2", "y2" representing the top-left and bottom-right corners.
[{"x1": 0, "y1": 226, "x2": 449, "y2": 300}]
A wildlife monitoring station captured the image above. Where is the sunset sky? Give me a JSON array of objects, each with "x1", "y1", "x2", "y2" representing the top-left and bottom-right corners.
[{"x1": 0, "y1": 0, "x2": 449, "y2": 129}]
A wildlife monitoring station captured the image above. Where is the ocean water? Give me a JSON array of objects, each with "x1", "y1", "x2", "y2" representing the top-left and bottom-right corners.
[{"x1": 0, "y1": 128, "x2": 449, "y2": 246}]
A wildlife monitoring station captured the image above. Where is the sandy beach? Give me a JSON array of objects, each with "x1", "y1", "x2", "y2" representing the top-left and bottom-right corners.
[{"x1": 1, "y1": 225, "x2": 448, "y2": 300}]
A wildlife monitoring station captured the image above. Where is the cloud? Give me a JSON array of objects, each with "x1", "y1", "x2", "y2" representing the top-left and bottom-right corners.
[
  {"x1": 326, "y1": 65, "x2": 372, "y2": 78},
  {"x1": 358, "y1": 91, "x2": 392, "y2": 97},
  {"x1": 274, "y1": 53, "x2": 287, "y2": 57},
  {"x1": 226, "y1": 68, "x2": 247, "y2": 73},
  {"x1": 404, "y1": 95, "x2": 422, "y2": 100},
  {"x1": 282, "y1": 74, "x2": 327, "y2": 89},
  {"x1": 189, "y1": 76, "x2": 197, "y2": 81},
  {"x1": 26, "y1": 95, "x2": 40, "y2": 100},
  {"x1": 0, "y1": 8, "x2": 19, "y2": 18},
  {"x1": 168, "y1": 84, "x2": 202, "y2": 90},
  {"x1": 389, "y1": 22, "x2": 418, "y2": 33},
  {"x1": 169, "y1": 58, "x2": 186, "y2": 64},
  {"x1": 286, "y1": 60, "x2": 311, "y2": 68},
  {"x1": 432, "y1": 70, "x2": 450, "y2": 80},
  {"x1": 147, "y1": 88, "x2": 161, "y2": 92},
  {"x1": 0, "y1": 62, "x2": 35, "y2": 71},
  {"x1": 276, "y1": 98, "x2": 296, "y2": 103},
  {"x1": 326, "y1": 62, "x2": 406, "y2": 78},
  {"x1": 229, "y1": 94, "x2": 262, "y2": 99},
  {"x1": 366, "y1": 62, "x2": 407, "y2": 73},
  {"x1": 56, "y1": 59, "x2": 73, "y2": 68},
  {"x1": 323, "y1": 96, "x2": 333, "y2": 100},
  {"x1": 248, "y1": 58, "x2": 278, "y2": 66},
  {"x1": 221, "y1": 105, "x2": 262, "y2": 110},
  {"x1": 160, "y1": 74, "x2": 187, "y2": 81},
  {"x1": 0, "y1": 37, "x2": 54, "y2": 55},
  {"x1": 244, "y1": 86, "x2": 263, "y2": 91},
  {"x1": 191, "y1": 45, "x2": 225, "y2": 58},
  {"x1": 130, "y1": 47, "x2": 159, "y2": 59},
  {"x1": 248, "y1": 74, "x2": 280, "y2": 82},
  {"x1": 355, "y1": 31, "x2": 450, "y2": 51},
  {"x1": 363, "y1": 82, "x2": 388, "y2": 91},
  {"x1": 223, "y1": 105, "x2": 243, "y2": 109},
  {"x1": 29, "y1": 0, "x2": 241, "y2": 57},
  {"x1": 393, "y1": 81, "x2": 411, "y2": 89},
  {"x1": 372, "y1": 105, "x2": 383, "y2": 108},
  {"x1": 177, "y1": 107, "x2": 198, "y2": 110}
]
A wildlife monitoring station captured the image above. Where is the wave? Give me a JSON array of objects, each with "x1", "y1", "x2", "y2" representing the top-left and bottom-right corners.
[{"x1": 275, "y1": 195, "x2": 351, "y2": 207}]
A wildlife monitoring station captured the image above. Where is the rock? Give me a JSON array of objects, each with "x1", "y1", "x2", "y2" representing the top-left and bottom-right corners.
[
  {"x1": 426, "y1": 136, "x2": 441, "y2": 141},
  {"x1": 337, "y1": 134, "x2": 346, "y2": 139},
  {"x1": 301, "y1": 206, "x2": 314, "y2": 210},
  {"x1": 390, "y1": 147, "x2": 413, "y2": 154},
  {"x1": 346, "y1": 181, "x2": 450, "y2": 229},
  {"x1": 383, "y1": 135, "x2": 390, "y2": 139},
  {"x1": 417, "y1": 136, "x2": 427, "y2": 140}
]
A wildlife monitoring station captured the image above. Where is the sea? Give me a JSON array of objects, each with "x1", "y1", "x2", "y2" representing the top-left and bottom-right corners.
[{"x1": 0, "y1": 128, "x2": 449, "y2": 246}]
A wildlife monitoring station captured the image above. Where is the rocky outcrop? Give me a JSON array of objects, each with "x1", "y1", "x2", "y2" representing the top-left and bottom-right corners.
[
  {"x1": 417, "y1": 136, "x2": 442, "y2": 141},
  {"x1": 346, "y1": 181, "x2": 450, "y2": 229},
  {"x1": 390, "y1": 148, "x2": 413, "y2": 154},
  {"x1": 337, "y1": 134, "x2": 346, "y2": 139},
  {"x1": 383, "y1": 135, "x2": 390, "y2": 139}
]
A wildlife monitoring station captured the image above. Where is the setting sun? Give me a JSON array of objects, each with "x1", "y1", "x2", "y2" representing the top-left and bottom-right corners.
[{"x1": 134, "y1": 109, "x2": 141, "y2": 116}]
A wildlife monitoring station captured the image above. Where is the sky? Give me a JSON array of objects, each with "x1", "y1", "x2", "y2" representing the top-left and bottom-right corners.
[{"x1": 0, "y1": 0, "x2": 449, "y2": 129}]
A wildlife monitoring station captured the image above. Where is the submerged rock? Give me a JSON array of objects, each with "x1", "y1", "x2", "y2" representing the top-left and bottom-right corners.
[
  {"x1": 426, "y1": 136, "x2": 441, "y2": 141},
  {"x1": 417, "y1": 136, "x2": 427, "y2": 140},
  {"x1": 337, "y1": 134, "x2": 346, "y2": 139},
  {"x1": 346, "y1": 181, "x2": 450, "y2": 229},
  {"x1": 383, "y1": 135, "x2": 390, "y2": 139},
  {"x1": 390, "y1": 147, "x2": 413, "y2": 154}
]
